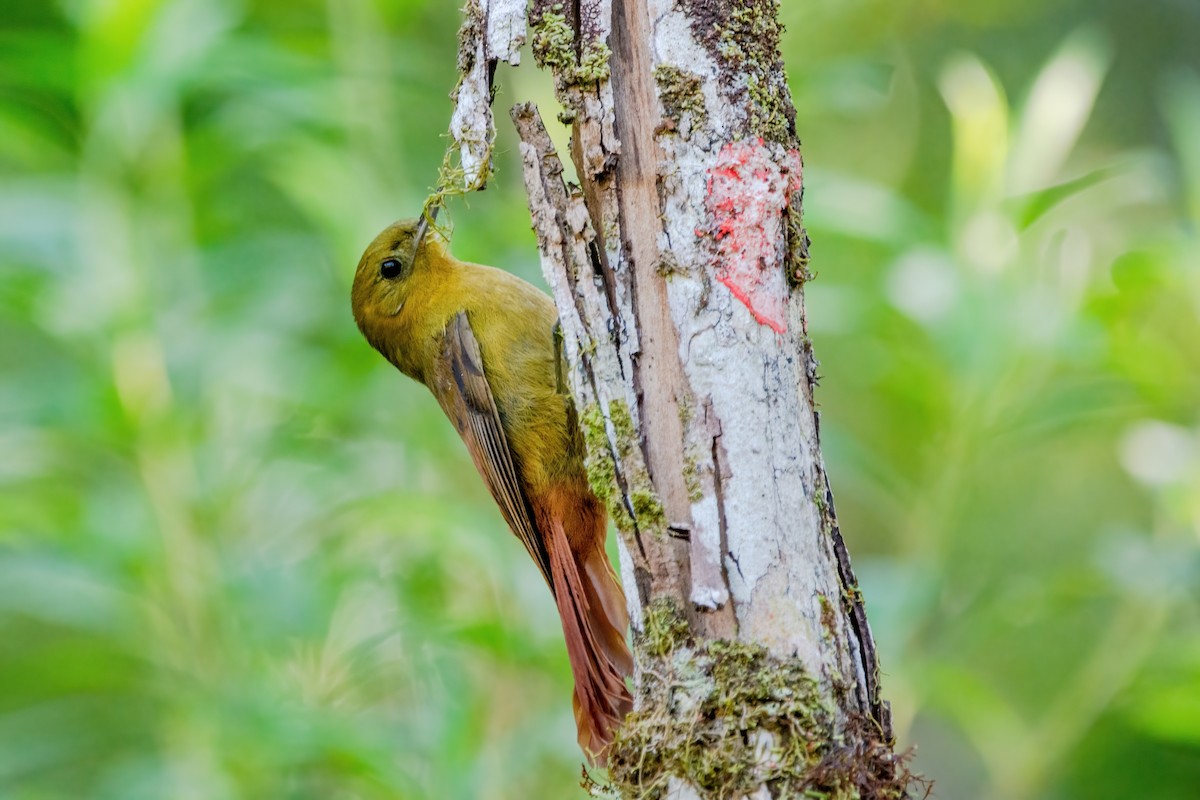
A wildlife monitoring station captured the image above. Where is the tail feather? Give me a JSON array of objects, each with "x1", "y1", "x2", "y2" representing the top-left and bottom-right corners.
[
  {"x1": 580, "y1": 543, "x2": 634, "y2": 677},
  {"x1": 545, "y1": 518, "x2": 633, "y2": 765}
]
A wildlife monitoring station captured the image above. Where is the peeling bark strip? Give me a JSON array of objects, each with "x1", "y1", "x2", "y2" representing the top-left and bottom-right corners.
[
  {"x1": 511, "y1": 102, "x2": 691, "y2": 608},
  {"x1": 450, "y1": 0, "x2": 527, "y2": 188},
  {"x1": 459, "y1": 0, "x2": 911, "y2": 796}
]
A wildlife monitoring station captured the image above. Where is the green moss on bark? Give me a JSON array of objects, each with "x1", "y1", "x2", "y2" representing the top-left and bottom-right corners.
[
  {"x1": 607, "y1": 604, "x2": 916, "y2": 799},
  {"x1": 608, "y1": 401, "x2": 666, "y2": 532},
  {"x1": 642, "y1": 597, "x2": 693, "y2": 658},
  {"x1": 579, "y1": 400, "x2": 666, "y2": 536},
  {"x1": 531, "y1": 4, "x2": 611, "y2": 86},
  {"x1": 654, "y1": 64, "x2": 708, "y2": 131},
  {"x1": 684, "y1": 0, "x2": 797, "y2": 142},
  {"x1": 581, "y1": 403, "x2": 634, "y2": 531}
]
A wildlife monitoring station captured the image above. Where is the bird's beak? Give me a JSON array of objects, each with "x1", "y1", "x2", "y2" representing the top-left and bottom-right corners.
[{"x1": 412, "y1": 202, "x2": 440, "y2": 260}]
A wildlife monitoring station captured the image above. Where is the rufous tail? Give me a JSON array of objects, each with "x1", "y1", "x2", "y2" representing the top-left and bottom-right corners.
[{"x1": 545, "y1": 519, "x2": 633, "y2": 765}]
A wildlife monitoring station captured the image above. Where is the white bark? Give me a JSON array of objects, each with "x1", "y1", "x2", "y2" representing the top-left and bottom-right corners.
[{"x1": 449, "y1": 0, "x2": 527, "y2": 188}]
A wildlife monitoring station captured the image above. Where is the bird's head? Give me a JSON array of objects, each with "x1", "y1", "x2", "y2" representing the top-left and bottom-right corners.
[
  {"x1": 350, "y1": 217, "x2": 445, "y2": 353},
  {"x1": 350, "y1": 217, "x2": 455, "y2": 382}
]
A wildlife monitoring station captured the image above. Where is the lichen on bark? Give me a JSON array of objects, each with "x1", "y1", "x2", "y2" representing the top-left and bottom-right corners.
[
  {"x1": 682, "y1": 0, "x2": 796, "y2": 141},
  {"x1": 531, "y1": 3, "x2": 612, "y2": 86},
  {"x1": 653, "y1": 64, "x2": 708, "y2": 131},
  {"x1": 581, "y1": 402, "x2": 635, "y2": 532},
  {"x1": 581, "y1": 400, "x2": 667, "y2": 536},
  {"x1": 785, "y1": 198, "x2": 813, "y2": 289}
]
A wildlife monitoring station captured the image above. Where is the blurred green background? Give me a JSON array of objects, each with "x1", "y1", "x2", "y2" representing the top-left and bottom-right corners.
[{"x1": 1, "y1": 0, "x2": 1197, "y2": 797}]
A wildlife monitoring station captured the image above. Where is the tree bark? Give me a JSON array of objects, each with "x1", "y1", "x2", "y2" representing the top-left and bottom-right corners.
[{"x1": 451, "y1": 1, "x2": 914, "y2": 797}]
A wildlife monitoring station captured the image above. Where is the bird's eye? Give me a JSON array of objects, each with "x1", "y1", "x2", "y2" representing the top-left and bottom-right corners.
[{"x1": 380, "y1": 258, "x2": 404, "y2": 279}]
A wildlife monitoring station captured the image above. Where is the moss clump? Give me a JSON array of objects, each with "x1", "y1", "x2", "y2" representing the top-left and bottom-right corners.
[
  {"x1": 818, "y1": 593, "x2": 837, "y2": 641},
  {"x1": 579, "y1": 400, "x2": 667, "y2": 535},
  {"x1": 608, "y1": 400, "x2": 667, "y2": 534},
  {"x1": 654, "y1": 64, "x2": 708, "y2": 131},
  {"x1": 607, "y1": 621, "x2": 916, "y2": 800},
  {"x1": 718, "y1": 3, "x2": 793, "y2": 141},
  {"x1": 786, "y1": 200, "x2": 813, "y2": 289},
  {"x1": 531, "y1": 5, "x2": 574, "y2": 72},
  {"x1": 455, "y1": 0, "x2": 486, "y2": 73},
  {"x1": 685, "y1": 0, "x2": 796, "y2": 142},
  {"x1": 641, "y1": 597, "x2": 693, "y2": 658},
  {"x1": 576, "y1": 38, "x2": 612, "y2": 83},
  {"x1": 630, "y1": 488, "x2": 666, "y2": 530},
  {"x1": 607, "y1": 399, "x2": 636, "y2": 455},
  {"x1": 531, "y1": 4, "x2": 611, "y2": 86},
  {"x1": 581, "y1": 403, "x2": 635, "y2": 531}
]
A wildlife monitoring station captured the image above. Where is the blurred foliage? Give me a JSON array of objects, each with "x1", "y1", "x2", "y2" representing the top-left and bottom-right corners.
[{"x1": 0, "y1": 0, "x2": 1197, "y2": 798}]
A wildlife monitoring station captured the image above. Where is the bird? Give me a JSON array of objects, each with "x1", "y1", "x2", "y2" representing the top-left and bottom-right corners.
[{"x1": 350, "y1": 217, "x2": 633, "y2": 764}]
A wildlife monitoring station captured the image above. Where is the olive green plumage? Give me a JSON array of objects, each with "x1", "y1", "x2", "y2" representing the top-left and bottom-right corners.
[
  {"x1": 351, "y1": 222, "x2": 574, "y2": 491},
  {"x1": 350, "y1": 219, "x2": 632, "y2": 763}
]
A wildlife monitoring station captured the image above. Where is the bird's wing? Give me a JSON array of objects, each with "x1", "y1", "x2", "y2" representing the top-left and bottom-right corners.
[{"x1": 432, "y1": 311, "x2": 554, "y2": 590}]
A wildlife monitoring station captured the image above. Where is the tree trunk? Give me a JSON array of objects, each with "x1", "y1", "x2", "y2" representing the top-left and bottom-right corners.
[{"x1": 451, "y1": 1, "x2": 914, "y2": 797}]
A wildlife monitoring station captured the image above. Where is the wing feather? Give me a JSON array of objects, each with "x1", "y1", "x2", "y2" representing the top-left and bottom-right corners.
[{"x1": 432, "y1": 311, "x2": 554, "y2": 590}]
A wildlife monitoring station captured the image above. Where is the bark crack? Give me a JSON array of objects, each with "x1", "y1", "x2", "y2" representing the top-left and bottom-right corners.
[
  {"x1": 822, "y1": 478, "x2": 893, "y2": 742},
  {"x1": 711, "y1": 431, "x2": 738, "y2": 631}
]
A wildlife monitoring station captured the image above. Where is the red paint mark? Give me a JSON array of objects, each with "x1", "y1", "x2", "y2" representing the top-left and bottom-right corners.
[{"x1": 701, "y1": 140, "x2": 803, "y2": 335}]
